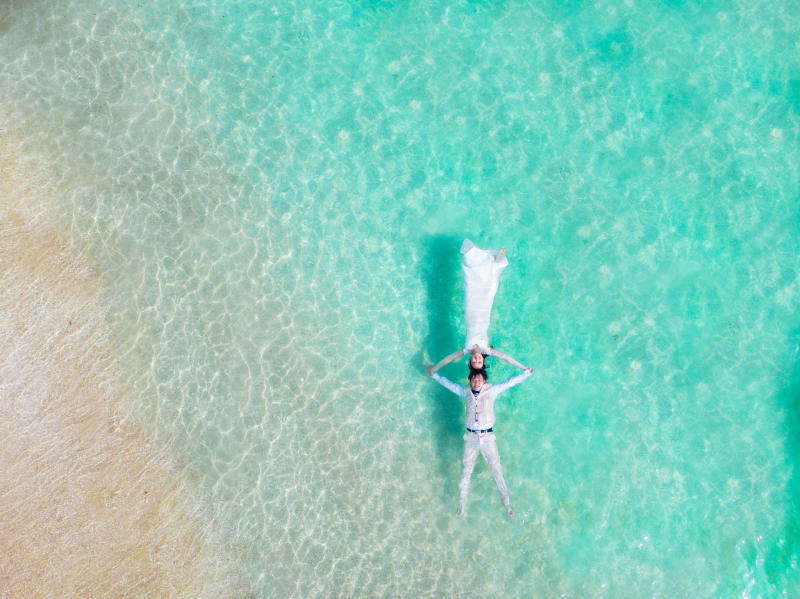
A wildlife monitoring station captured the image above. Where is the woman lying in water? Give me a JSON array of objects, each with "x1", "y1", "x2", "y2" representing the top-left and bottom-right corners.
[
  {"x1": 426, "y1": 343, "x2": 528, "y2": 375},
  {"x1": 426, "y1": 239, "x2": 529, "y2": 375}
]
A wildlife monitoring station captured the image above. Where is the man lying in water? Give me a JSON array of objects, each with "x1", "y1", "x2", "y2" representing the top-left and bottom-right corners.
[{"x1": 426, "y1": 365, "x2": 532, "y2": 516}]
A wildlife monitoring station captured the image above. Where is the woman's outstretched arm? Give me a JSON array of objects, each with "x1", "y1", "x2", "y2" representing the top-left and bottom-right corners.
[
  {"x1": 488, "y1": 348, "x2": 531, "y2": 371},
  {"x1": 425, "y1": 350, "x2": 464, "y2": 376}
]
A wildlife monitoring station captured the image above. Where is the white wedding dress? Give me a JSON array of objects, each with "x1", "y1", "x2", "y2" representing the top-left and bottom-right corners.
[{"x1": 460, "y1": 239, "x2": 508, "y2": 354}]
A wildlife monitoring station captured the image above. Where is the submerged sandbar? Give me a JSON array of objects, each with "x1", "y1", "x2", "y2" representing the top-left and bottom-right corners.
[{"x1": 0, "y1": 109, "x2": 250, "y2": 598}]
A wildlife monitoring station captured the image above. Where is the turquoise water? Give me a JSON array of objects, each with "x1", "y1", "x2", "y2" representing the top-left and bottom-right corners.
[{"x1": 2, "y1": 0, "x2": 800, "y2": 596}]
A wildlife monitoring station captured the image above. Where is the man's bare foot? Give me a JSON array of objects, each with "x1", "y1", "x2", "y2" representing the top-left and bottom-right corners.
[
  {"x1": 457, "y1": 503, "x2": 465, "y2": 517},
  {"x1": 495, "y1": 248, "x2": 506, "y2": 261},
  {"x1": 506, "y1": 506, "x2": 514, "y2": 517}
]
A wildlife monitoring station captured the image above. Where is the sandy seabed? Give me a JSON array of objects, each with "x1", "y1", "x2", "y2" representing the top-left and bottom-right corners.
[{"x1": 0, "y1": 108, "x2": 251, "y2": 598}]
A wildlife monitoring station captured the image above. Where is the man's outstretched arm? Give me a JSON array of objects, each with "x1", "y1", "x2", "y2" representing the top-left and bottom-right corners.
[
  {"x1": 427, "y1": 372, "x2": 466, "y2": 397},
  {"x1": 490, "y1": 368, "x2": 533, "y2": 398}
]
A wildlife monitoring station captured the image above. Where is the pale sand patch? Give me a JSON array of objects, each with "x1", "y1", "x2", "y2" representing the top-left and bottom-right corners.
[{"x1": 0, "y1": 110, "x2": 251, "y2": 597}]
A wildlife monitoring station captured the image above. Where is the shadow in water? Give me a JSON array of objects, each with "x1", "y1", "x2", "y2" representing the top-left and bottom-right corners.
[
  {"x1": 418, "y1": 235, "x2": 464, "y2": 501},
  {"x1": 768, "y1": 327, "x2": 800, "y2": 586}
]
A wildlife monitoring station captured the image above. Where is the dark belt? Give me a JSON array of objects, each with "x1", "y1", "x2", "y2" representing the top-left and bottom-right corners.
[{"x1": 467, "y1": 426, "x2": 493, "y2": 434}]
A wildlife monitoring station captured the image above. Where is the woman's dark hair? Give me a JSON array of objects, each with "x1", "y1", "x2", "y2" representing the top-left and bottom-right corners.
[
  {"x1": 468, "y1": 368, "x2": 488, "y2": 382},
  {"x1": 468, "y1": 354, "x2": 490, "y2": 368}
]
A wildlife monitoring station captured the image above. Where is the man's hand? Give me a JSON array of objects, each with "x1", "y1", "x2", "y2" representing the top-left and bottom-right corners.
[{"x1": 426, "y1": 365, "x2": 434, "y2": 377}]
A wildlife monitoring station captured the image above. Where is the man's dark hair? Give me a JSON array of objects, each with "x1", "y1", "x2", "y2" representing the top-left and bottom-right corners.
[{"x1": 468, "y1": 368, "x2": 488, "y2": 382}]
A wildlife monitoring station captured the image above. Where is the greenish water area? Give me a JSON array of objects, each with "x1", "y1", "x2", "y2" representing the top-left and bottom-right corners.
[{"x1": 2, "y1": 0, "x2": 799, "y2": 596}]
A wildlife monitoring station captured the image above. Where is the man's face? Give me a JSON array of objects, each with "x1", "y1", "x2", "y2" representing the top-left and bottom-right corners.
[{"x1": 470, "y1": 374, "x2": 485, "y2": 392}]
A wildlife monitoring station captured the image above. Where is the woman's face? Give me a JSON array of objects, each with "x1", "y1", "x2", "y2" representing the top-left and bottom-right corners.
[{"x1": 469, "y1": 353, "x2": 485, "y2": 369}]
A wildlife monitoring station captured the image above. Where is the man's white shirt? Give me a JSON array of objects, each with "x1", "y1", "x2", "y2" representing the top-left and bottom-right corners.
[{"x1": 430, "y1": 369, "x2": 531, "y2": 431}]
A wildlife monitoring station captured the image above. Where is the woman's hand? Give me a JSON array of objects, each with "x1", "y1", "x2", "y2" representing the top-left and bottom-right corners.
[{"x1": 523, "y1": 367, "x2": 533, "y2": 375}]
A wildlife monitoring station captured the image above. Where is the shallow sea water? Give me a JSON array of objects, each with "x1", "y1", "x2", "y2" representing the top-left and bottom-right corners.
[{"x1": 2, "y1": 0, "x2": 800, "y2": 596}]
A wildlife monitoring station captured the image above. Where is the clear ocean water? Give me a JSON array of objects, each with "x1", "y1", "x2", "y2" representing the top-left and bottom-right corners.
[{"x1": 2, "y1": 0, "x2": 799, "y2": 596}]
